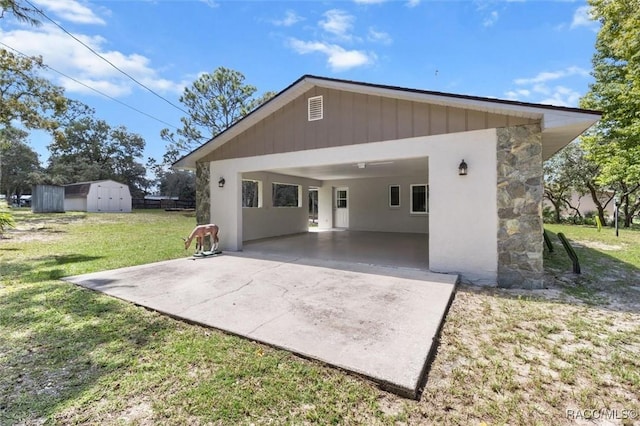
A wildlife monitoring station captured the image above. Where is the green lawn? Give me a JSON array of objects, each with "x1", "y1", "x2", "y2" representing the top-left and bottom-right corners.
[{"x1": 1, "y1": 211, "x2": 639, "y2": 425}]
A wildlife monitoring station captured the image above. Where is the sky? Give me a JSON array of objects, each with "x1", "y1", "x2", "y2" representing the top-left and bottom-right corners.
[{"x1": 0, "y1": 0, "x2": 599, "y2": 166}]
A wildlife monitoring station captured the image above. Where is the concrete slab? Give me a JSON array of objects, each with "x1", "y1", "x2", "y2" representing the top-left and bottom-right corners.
[{"x1": 63, "y1": 254, "x2": 457, "y2": 398}]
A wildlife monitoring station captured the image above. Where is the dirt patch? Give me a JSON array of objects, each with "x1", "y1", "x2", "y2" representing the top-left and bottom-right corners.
[
  {"x1": 574, "y1": 240, "x2": 624, "y2": 251},
  {"x1": 1, "y1": 228, "x2": 65, "y2": 243},
  {"x1": 415, "y1": 283, "x2": 640, "y2": 425},
  {"x1": 117, "y1": 401, "x2": 154, "y2": 424}
]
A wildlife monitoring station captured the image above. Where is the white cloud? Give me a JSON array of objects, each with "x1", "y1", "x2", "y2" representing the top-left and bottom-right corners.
[
  {"x1": 406, "y1": 0, "x2": 420, "y2": 7},
  {"x1": 514, "y1": 66, "x2": 589, "y2": 85},
  {"x1": 570, "y1": 5, "x2": 598, "y2": 30},
  {"x1": 288, "y1": 38, "x2": 375, "y2": 72},
  {"x1": 538, "y1": 86, "x2": 582, "y2": 107},
  {"x1": 504, "y1": 89, "x2": 531, "y2": 100},
  {"x1": 483, "y1": 10, "x2": 499, "y2": 27},
  {"x1": 507, "y1": 66, "x2": 590, "y2": 107},
  {"x1": 272, "y1": 10, "x2": 303, "y2": 27},
  {"x1": 32, "y1": 0, "x2": 106, "y2": 25},
  {"x1": 0, "y1": 23, "x2": 185, "y2": 96},
  {"x1": 199, "y1": 0, "x2": 219, "y2": 9},
  {"x1": 319, "y1": 9, "x2": 355, "y2": 40},
  {"x1": 354, "y1": 0, "x2": 386, "y2": 3},
  {"x1": 367, "y1": 27, "x2": 392, "y2": 45}
]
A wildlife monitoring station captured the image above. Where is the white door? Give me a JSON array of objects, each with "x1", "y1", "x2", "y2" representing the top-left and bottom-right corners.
[{"x1": 334, "y1": 187, "x2": 349, "y2": 228}]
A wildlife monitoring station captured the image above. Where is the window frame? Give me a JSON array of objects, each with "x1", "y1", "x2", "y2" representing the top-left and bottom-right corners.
[
  {"x1": 272, "y1": 182, "x2": 301, "y2": 208},
  {"x1": 410, "y1": 184, "x2": 429, "y2": 215},
  {"x1": 389, "y1": 184, "x2": 401, "y2": 208},
  {"x1": 242, "y1": 179, "x2": 262, "y2": 208}
]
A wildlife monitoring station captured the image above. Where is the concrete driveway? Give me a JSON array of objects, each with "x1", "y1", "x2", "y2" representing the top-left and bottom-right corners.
[{"x1": 64, "y1": 252, "x2": 457, "y2": 398}]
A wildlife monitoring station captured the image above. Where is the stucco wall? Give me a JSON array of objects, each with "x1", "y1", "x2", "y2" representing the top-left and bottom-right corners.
[
  {"x1": 241, "y1": 171, "x2": 316, "y2": 241},
  {"x1": 428, "y1": 130, "x2": 498, "y2": 284},
  {"x1": 321, "y1": 176, "x2": 429, "y2": 233},
  {"x1": 207, "y1": 128, "x2": 500, "y2": 285}
]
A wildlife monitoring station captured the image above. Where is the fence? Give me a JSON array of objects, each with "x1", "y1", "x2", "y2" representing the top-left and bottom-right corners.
[{"x1": 132, "y1": 198, "x2": 195, "y2": 210}]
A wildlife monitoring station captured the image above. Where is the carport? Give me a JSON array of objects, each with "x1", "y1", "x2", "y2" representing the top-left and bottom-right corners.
[
  {"x1": 240, "y1": 155, "x2": 430, "y2": 271},
  {"x1": 174, "y1": 75, "x2": 601, "y2": 288},
  {"x1": 243, "y1": 230, "x2": 429, "y2": 270}
]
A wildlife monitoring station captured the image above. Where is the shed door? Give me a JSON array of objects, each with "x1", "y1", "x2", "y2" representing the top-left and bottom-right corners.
[{"x1": 334, "y1": 187, "x2": 349, "y2": 228}]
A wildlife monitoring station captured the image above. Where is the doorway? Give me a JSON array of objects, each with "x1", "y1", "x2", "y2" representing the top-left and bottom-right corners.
[{"x1": 334, "y1": 187, "x2": 349, "y2": 228}]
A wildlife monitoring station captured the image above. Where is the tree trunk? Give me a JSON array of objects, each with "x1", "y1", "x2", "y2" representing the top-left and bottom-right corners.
[
  {"x1": 544, "y1": 192, "x2": 563, "y2": 223},
  {"x1": 551, "y1": 200, "x2": 562, "y2": 223},
  {"x1": 586, "y1": 182, "x2": 608, "y2": 226}
]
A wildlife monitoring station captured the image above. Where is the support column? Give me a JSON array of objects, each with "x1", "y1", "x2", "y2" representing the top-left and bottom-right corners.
[
  {"x1": 211, "y1": 164, "x2": 242, "y2": 251},
  {"x1": 195, "y1": 161, "x2": 210, "y2": 225},
  {"x1": 496, "y1": 124, "x2": 544, "y2": 289},
  {"x1": 317, "y1": 185, "x2": 333, "y2": 229}
]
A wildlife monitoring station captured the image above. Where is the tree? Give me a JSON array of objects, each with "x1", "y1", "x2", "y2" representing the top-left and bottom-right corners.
[
  {"x1": 47, "y1": 116, "x2": 148, "y2": 196},
  {"x1": 0, "y1": 126, "x2": 41, "y2": 201},
  {"x1": 0, "y1": 49, "x2": 67, "y2": 131},
  {"x1": 161, "y1": 67, "x2": 275, "y2": 164},
  {"x1": 544, "y1": 154, "x2": 574, "y2": 223},
  {"x1": 0, "y1": 0, "x2": 40, "y2": 26},
  {"x1": 578, "y1": 0, "x2": 640, "y2": 227},
  {"x1": 159, "y1": 170, "x2": 196, "y2": 200},
  {"x1": 544, "y1": 142, "x2": 615, "y2": 225}
]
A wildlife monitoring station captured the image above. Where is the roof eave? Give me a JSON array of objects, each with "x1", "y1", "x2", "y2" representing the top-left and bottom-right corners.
[{"x1": 172, "y1": 75, "x2": 602, "y2": 169}]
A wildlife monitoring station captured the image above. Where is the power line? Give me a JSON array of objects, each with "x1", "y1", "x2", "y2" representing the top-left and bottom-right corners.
[
  {"x1": 23, "y1": 0, "x2": 190, "y2": 116},
  {"x1": 0, "y1": 41, "x2": 179, "y2": 130}
]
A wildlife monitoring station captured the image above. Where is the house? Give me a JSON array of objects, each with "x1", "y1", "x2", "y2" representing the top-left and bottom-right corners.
[
  {"x1": 174, "y1": 75, "x2": 600, "y2": 288},
  {"x1": 544, "y1": 190, "x2": 616, "y2": 220},
  {"x1": 64, "y1": 180, "x2": 132, "y2": 213}
]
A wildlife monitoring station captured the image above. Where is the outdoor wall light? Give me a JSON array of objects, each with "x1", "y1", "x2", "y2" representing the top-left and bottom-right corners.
[
  {"x1": 458, "y1": 159, "x2": 468, "y2": 176},
  {"x1": 218, "y1": 177, "x2": 225, "y2": 188}
]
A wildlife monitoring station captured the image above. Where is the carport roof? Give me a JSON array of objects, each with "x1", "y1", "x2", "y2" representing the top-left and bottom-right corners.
[{"x1": 173, "y1": 75, "x2": 601, "y2": 169}]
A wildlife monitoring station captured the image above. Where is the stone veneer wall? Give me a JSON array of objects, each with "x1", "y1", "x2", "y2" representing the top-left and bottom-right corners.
[
  {"x1": 496, "y1": 124, "x2": 544, "y2": 289},
  {"x1": 196, "y1": 161, "x2": 210, "y2": 225}
]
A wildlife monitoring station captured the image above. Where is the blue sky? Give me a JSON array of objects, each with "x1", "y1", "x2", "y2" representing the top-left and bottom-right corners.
[{"x1": 0, "y1": 0, "x2": 599, "y2": 165}]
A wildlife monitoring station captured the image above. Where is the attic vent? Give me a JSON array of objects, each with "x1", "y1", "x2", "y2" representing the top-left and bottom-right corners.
[{"x1": 308, "y1": 95, "x2": 323, "y2": 121}]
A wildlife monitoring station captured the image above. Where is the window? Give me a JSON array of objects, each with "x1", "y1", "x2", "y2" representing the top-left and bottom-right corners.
[
  {"x1": 308, "y1": 95, "x2": 323, "y2": 121},
  {"x1": 336, "y1": 189, "x2": 347, "y2": 208},
  {"x1": 389, "y1": 185, "x2": 400, "y2": 208},
  {"x1": 410, "y1": 184, "x2": 428, "y2": 214},
  {"x1": 242, "y1": 180, "x2": 261, "y2": 207},
  {"x1": 272, "y1": 183, "x2": 300, "y2": 207}
]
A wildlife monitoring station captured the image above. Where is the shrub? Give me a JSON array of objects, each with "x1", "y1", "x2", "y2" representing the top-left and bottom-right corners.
[
  {"x1": 543, "y1": 206, "x2": 558, "y2": 224},
  {"x1": 0, "y1": 201, "x2": 15, "y2": 236}
]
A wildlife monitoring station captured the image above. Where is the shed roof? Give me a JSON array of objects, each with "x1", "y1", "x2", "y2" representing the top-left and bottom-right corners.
[
  {"x1": 64, "y1": 180, "x2": 128, "y2": 198},
  {"x1": 64, "y1": 183, "x2": 92, "y2": 198},
  {"x1": 173, "y1": 74, "x2": 601, "y2": 169}
]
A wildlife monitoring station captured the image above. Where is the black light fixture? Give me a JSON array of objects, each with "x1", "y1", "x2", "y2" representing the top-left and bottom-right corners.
[
  {"x1": 458, "y1": 159, "x2": 468, "y2": 176},
  {"x1": 218, "y1": 177, "x2": 226, "y2": 188}
]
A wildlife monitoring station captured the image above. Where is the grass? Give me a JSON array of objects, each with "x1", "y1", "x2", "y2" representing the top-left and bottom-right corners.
[{"x1": 1, "y1": 211, "x2": 639, "y2": 425}]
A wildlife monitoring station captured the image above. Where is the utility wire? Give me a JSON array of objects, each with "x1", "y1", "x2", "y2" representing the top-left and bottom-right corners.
[
  {"x1": 0, "y1": 41, "x2": 179, "y2": 130},
  {"x1": 23, "y1": 0, "x2": 190, "y2": 116}
]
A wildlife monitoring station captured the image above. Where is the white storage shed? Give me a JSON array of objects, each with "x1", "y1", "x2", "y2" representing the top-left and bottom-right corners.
[{"x1": 64, "y1": 180, "x2": 132, "y2": 213}]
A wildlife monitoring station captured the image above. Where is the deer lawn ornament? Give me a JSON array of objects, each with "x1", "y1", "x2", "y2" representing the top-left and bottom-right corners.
[{"x1": 183, "y1": 224, "x2": 220, "y2": 255}]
